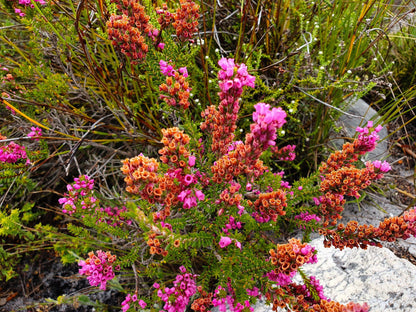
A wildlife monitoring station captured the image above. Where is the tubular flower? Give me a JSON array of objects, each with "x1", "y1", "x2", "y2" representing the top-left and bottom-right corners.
[
  {"x1": 172, "y1": 0, "x2": 200, "y2": 42},
  {"x1": 201, "y1": 58, "x2": 255, "y2": 156},
  {"x1": 78, "y1": 250, "x2": 119, "y2": 290},
  {"x1": 319, "y1": 207, "x2": 416, "y2": 250},
  {"x1": 107, "y1": 0, "x2": 159, "y2": 63},
  {"x1": 268, "y1": 238, "x2": 317, "y2": 277},
  {"x1": 317, "y1": 130, "x2": 390, "y2": 226},
  {"x1": 157, "y1": 0, "x2": 199, "y2": 42},
  {"x1": 250, "y1": 190, "x2": 287, "y2": 223},
  {"x1": 159, "y1": 62, "x2": 191, "y2": 109},
  {"x1": 159, "y1": 127, "x2": 191, "y2": 166},
  {"x1": 156, "y1": 266, "x2": 198, "y2": 312}
]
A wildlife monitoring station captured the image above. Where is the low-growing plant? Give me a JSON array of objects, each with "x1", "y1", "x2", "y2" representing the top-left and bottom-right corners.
[
  {"x1": 48, "y1": 57, "x2": 416, "y2": 312},
  {"x1": 0, "y1": 129, "x2": 48, "y2": 280},
  {"x1": 1, "y1": 0, "x2": 416, "y2": 311}
]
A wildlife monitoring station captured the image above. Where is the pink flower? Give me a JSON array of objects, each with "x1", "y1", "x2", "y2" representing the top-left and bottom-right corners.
[
  {"x1": 184, "y1": 174, "x2": 194, "y2": 185},
  {"x1": 183, "y1": 196, "x2": 197, "y2": 209},
  {"x1": 138, "y1": 299, "x2": 147, "y2": 308},
  {"x1": 159, "y1": 60, "x2": 175, "y2": 76},
  {"x1": 195, "y1": 190, "x2": 205, "y2": 201},
  {"x1": 234, "y1": 240, "x2": 242, "y2": 250},
  {"x1": 372, "y1": 160, "x2": 391, "y2": 173},
  {"x1": 250, "y1": 103, "x2": 287, "y2": 151},
  {"x1": 219, "y1": 236, "x2": 232, "y2": 248},
  {"x1": 158, "y1": 42, "x2": 165, "y2": 50},
  {"x1": 178, "y1": 190, "x2": 189, "y2": 202},
  {"x1": 27, "y1": 126, "x2": 42, "y2": 141},
  {"x1": 179, "y1": 67, "x2": 188, "y2": 78},
  {"x1": 188, "y1": 155, "x2": 196, "y2": 166}
]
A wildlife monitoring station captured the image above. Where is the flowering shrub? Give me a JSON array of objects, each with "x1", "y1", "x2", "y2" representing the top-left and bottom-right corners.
[
  {"x1": 0, "y1": 141, "x2": 30, "y2": 164},
  {"x1": 2, "y1": 0, "x2": 416, "y2": 308},
  {"x1": 78, "y1": 250, "x2": 119, "y2": 290},
  {"x1": 64, "y1": 56, "x2": 416, "y2": 312},
  {"x1": 9, "y1": 0, "x2": 47, "y2": 17}
]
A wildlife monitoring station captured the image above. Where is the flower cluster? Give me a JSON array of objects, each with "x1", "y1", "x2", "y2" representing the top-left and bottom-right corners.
[
  {"x1": 271, "y1": 144, "x2": 296, "y2": 161},
  {"x1": 294, "y1": 211, "x2": 321, "y2": 229},
  {"x1": 191, "y1": 286, "x2": 213, "y2": 312},
  {"x1": 218, "y1": 236, "x2": 241, "y2": 250},
  {"x1": 249, "y1": 190, "x2": 287, "y2": 223},
  {"x1": 354, "y1": 121, "x2": 383, "y2": 154},
  {"x1": 27, "y1": 126, "x2": 42, "y2": 141},
  {"x1": 123, "y1": 127, "x2": 205, "y2": 219},
  {"x1": 13, "y1": 0, "x2": 47, "y2": 17},
  {"x1": 159, "y1": 127, "x2": 191, "y2": 166},
  {"x1": 172, "y1": 0, "x2": 200, "y2": 42},
  {"x1": 97, "y1": 206, "x2": 132, "y2": 227},
  {"x1": 156, "y1": 3, "x2": 175, "y2": 30},
  {"x1": 0, "y1": 141, "x2": 29, "y2": 164},
  {"x1": 58, "y1": 175, "x2": 97, "y2": 215},
  {"x1": 201, "y1": 58, "x2": 255, "y2": 156},
  {"x1": 251, "y1": 103, "x2": 286, "y2": 146},
  {"x1": 78, "y1": 250, "x2": 119, "y2": 290},
  {"x1": 121, "y1": 293, "x2": 147, "y2": 312},
  {"x1": 210, "y1": 102, "x2": 287, "y2": 185},
  {"x1": 268, "y1": 238, "x2": 317, "y2": 278},
  {"x1": 107, "y1": 0, "x2": 159, "y2": 63},
  {"x1": 121, "y1": 154, "x2": 178, "y2": 219},
  {"x1": 147, "y1": 231, "x2": 168, "y2": 256},
  {"x1": 217, "y1": 183, "x2": 243, "y2": 211},
  {"x1": 267, "y1": 282, "x2": 369, "y2": 312},
  {"x1": 212, "y1": 285, "x2": 254, "y2": 312},
  {"x1": 319, "y1": 207, "x2": 416, "y2": 249},
  {"x1": 158, "y1": 61, "x2": 192, "y2": 108},
  {"x1": 156, "y1": 0, "x2": 200, "y2": 42},
  {"x1": 317, "y1": 124, "x2": 391, "y2": 226},
  {"x1": 155, "y1": 266, "x2": 198, "y2": 312}
]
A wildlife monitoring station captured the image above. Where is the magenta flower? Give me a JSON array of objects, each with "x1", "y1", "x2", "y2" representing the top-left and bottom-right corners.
[
  {"x1": 188, "y1": 155, "x2": 196, "y2": 166},
  {"x1": 0, "y1": 142, "x2": 29, "y2": 164},
  {"x1": 355, "y1": 121, "x2": 383, "y2": 154},
  {"x1": 219, "y1": 236, "x2": 232, "y2": 248},
  {"x1": 78, "y1": 250, "x2": 118, "y2": 290},
  {"x1": 138, "y1": 299, "x2": 147, "y2": 308},
  {"x1": 178, "y1": 67, "x2": 188, "y2": 78},
  {"x1": 372, "y1": 160, "x2": 391, "y2": 173},
  {"x1": 184, "y1": 174, "x2": 194, "y2": 185},
  {"x1": 27, "y1": 127, "x2": 42, "y2": 141},
  {"x1": 195, "y1": 190, "x2": 205, "y2": 201},
  {"x1": 183, "y1": 196, "x2": 197, "y2": 209},
  {"x1": 249, "y1": 103, "x2": 287, "y2": 151},
  {"x1": 159, "y1": 60, "x2": 175, "y2": 77},
  {"x1": 178, "y1": 190, "x2": 189, "y2": 202}
]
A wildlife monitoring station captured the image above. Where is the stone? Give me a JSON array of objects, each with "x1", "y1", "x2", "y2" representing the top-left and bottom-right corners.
[
  {"x1": 213, "y1": 234, "x2": 416, "y2": 312},
  {"x1": 299, "y1": 236, "x2": 416, "y2": 312}
]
